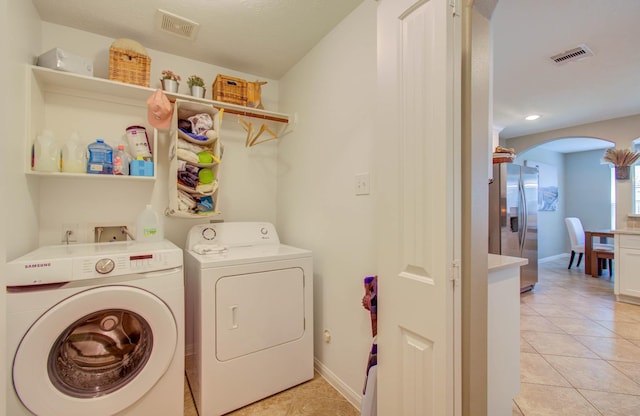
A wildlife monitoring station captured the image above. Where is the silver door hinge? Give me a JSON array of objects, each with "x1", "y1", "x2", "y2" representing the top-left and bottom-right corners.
[{"x1": 450, "y1": 259, "x2": 461, "y2": 287}]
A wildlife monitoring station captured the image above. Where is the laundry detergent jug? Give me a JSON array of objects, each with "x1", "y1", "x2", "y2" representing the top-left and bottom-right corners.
[
  {"x1": 87, "y1": 139, "x2": 113, "y2": 174},
  {"x1": 33, "y1": 130, "x2": 60, "y2": 172}
]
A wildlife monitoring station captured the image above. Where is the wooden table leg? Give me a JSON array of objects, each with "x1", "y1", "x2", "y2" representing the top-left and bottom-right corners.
[
  {"x1": 585, "y1": 231, "x2": 593, "y2": 275},
  {"x1": 591, "y1": 250, "x2": 599, "y2": 278}
]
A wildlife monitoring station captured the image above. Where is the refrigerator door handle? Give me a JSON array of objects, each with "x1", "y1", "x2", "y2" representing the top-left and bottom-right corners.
[{"x1": 519, "y1": 178, "x2": 527, "y2": 254}]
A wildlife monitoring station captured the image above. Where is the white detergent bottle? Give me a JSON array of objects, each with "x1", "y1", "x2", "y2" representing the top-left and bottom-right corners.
[
  {"x1": 34, "y1": 130, "x2": 60, "y2": 172},
  {"x1": 136, "y1": 204, "x2": 164, "y2": 242},
  {"x1": 61, "y1": 132, "x2": 87, "y2": 173}
]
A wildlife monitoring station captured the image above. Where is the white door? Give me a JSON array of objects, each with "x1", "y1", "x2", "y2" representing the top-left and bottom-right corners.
[{"x1": 375, "y1": 0, "x2": 461, "y2": 414}]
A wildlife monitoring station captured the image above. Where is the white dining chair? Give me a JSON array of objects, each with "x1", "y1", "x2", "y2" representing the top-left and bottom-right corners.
[{"x1": 565, "y1": 217, "x2": 614, "y2": 269}]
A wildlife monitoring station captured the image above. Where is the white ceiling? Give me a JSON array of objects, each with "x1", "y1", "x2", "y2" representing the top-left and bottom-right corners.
[
  {"x1": 31, "y1": 0, "x2": 364, "y2": 80},
  {"x1": 493, "y1": 0, "x2": 640, "y2": 140},
  {"x1": 32, "y1": 0, "x2": 640, "y2": 151}
]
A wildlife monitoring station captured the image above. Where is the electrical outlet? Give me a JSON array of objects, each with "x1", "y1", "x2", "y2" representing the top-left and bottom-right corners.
[
  {"x1": 355, "y1": 172, "x2": 370, "y2": 195},
  {"x1": 61, "y1": 223, "x2": 78, "y2": 243},
  {"x1": 94, "y1": 226, "x2": 130, "y2": 243}
]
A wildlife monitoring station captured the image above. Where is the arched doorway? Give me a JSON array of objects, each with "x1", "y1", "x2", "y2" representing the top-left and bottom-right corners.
[{"x1": 514, "y1": 136, "x2": 614, "y2": 264}]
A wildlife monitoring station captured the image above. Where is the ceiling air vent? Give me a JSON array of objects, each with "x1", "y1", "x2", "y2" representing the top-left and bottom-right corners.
[
  {"x1": 155, "y1": 9, "x2": 200, "y2": 41},
  {"x1": 549, "y1": 44, "x2": 594, "y2": 65}
]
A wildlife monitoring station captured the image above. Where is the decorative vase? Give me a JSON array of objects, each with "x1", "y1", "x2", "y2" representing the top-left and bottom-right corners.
[
  {"x1": 615, "y1": 165, "x2": 630, "y2": 180},
  {"x1": 190, "y1": 85, "x2": 205, "y2": 98},
  {"x1": 161, "y1": 79, "x2": 179, "y2": 93}
]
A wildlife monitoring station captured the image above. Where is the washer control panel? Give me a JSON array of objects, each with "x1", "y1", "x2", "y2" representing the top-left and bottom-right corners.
[
  {"x1": 78, "y1": 250, "x2": 182, "y2": 278},
  {"x1": 6, "y1": 242, "x2": 184, "y2": 287}
]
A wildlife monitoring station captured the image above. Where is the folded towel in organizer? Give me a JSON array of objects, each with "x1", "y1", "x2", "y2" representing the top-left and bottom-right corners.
[
  {"x1": 178, "y1": 170, "x2": 199, "y2": 188},
  {"x1": 177, "y1": 198, "x2": 191, "y2": 212},
  {"x1": 197, "y1": 195, "x2": 214, "y2": 213},
  {"x1": 177, "y1": 148, "x2": 199, "y2": 164},
  {"x1": 178, "y1": 138, "x2": 207, "y2": 154},
  {"x1": 178, "y1": 119, "x2": 192, "y2": 131},
  {"x1": 177, "y1": 190, "x2": 197, "y2": 211},
  {"x1": 179, "y1": 127, "x2": 208, "y2": 141},
  {"x1": 205, "y1": 129, "x2": 219, "y2": 141},
  {"x1": 188, "y1": 113, "x2": 213, "y2": 135},
  {"x1": 195, "y1": 181, "x2": 215, "y2": 194}
]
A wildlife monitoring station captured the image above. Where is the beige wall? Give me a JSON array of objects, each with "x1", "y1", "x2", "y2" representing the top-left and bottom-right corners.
[{"x1": 277, "y1": 1, "x2": 377, "y2": 405}]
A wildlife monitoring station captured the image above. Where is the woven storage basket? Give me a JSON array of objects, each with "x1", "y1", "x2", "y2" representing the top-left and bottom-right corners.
[
  {"x1": 212, "y1": 75, "x2": 247, "y2": 106},
  {"x1": 109, "y1": 46, "x2": 151, "y2": 87}
]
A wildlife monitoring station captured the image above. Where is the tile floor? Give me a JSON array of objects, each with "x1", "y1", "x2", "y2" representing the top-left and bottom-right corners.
[
  {"x1": 183, "y1": 371, "x2": 359, "y2": 416},
  {"x1": 514, "y1": 257, "x2": 640, "y2": 415}
]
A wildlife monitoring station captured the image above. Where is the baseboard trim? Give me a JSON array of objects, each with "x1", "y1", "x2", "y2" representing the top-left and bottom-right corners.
[
  {"x1": 314, "y1": 358, "x2": 362, "y2": 411},
  {"x1": 539, "y1": 253, "x2": 570, "y2": 264}
]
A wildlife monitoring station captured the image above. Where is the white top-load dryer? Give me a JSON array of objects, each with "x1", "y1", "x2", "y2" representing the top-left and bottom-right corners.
[{"x1": 184, "y1": 222, "x2": 313, "y2": 416}]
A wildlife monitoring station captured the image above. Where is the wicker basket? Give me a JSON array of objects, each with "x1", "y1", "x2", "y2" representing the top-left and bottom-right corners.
[
  {"x1": 212, "y1": 75, "x2": 247, "y2": 106},
  {"x1": 109, "y1": 46, "x2": 151, "y2": 87}
]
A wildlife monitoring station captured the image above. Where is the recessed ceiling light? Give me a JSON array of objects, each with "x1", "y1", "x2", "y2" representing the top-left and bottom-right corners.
[{"x1": 525, "y1": 114, "x2": 541, "y2": 121}]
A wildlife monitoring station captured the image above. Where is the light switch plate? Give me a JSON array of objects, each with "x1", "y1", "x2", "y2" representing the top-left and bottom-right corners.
[{"x1": 355, "y1": 172, "x2": 370, "y2": 195}]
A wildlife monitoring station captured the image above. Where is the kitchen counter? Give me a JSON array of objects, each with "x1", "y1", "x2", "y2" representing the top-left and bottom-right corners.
[
  {"x1": 613, "y1": 228, "x2": 640, "y2": 235},
  {"x1": 488, "y1": 254, "x2": 527, "y2": 416},
  {"x1": 613, "y1": 231, "x2": 640, "y2": 304},
  {"x1": 488, "y1": 253, "x2": 528, "y2": 273}
]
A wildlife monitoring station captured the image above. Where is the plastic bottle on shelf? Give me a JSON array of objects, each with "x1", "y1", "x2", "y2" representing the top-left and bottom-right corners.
[
  {"x1": 113, "y1": 144, "x2": 130, "y2": 175},
  {"x1": 87, "y1": 139, "x2": 113, "y2": 174},
  {"x1": 126, "y1": 125, "x2": 153, "y2": 160},
  {"x1": 61, "y1": 132, "x2": 87, "y2": 173},
  {"x1": 33, "y1": 130, "x2": 60, "y2": 172},
  {"x1": 135, "y1": 204, "x2": 164, "y2": 242}
]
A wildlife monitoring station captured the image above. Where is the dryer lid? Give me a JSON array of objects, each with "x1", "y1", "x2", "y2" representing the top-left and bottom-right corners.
[{"x1": 188, "y1": 243, "x2": 311, "y2": 268}]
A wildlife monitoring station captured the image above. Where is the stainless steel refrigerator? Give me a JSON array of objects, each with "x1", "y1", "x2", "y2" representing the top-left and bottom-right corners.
[{"x1": 489, "y1": 163, "x2": 539, "y2": 292}]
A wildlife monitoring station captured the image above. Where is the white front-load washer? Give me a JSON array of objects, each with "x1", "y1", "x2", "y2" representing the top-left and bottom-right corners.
[
  {"x1": 5, "y1": 240, "x2": 185, "y2": 416},
  {"x1": 184, "y1": 222, "x2": 313, "y2": 416}
]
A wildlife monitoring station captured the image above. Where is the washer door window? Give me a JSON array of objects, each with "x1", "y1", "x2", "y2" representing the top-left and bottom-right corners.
[
  {"x1": 13, "y1": 286, "x2": 177, "y2": 416},
  {"x1": 48, "y1": 309, "x2": 152, "y2": 398}
]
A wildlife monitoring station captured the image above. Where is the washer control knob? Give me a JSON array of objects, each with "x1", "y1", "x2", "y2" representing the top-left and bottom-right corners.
[
  {"x1": 95, "y1": 258, "x2": 115, "y2": 274},
  {"x1": 202, "y1": 227, "x2": 217, "y2": 240},
  {"x1": 260, "y1": 227, "x2": 268, "y2": 235}
]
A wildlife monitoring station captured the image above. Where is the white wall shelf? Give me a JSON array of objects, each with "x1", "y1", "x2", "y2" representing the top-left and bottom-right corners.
[
  {"x1": 30, "y1": 65, "x2": 291, "y2": 124},
  {"x1": 26, "y1": 171, "x2": 156, "y2": 182},
  {"x1": 27, "y1": 65, "x2": 158, "y2": 181}
]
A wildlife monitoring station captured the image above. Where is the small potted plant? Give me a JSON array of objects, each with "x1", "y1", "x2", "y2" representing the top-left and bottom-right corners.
[
  {"x1": 160, "y1": 70, "x2": 181, "y2": 93},
  {"x1": 187, "y1": 74, "x2": 206, "y2": 98}
]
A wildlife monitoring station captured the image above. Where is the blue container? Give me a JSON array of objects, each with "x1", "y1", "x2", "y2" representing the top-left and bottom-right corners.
[
  {"x1": 87, "y1": 139, "x2": 113, "y2": 174},
  {"x1": 130, "y1": 156, "x2": 154, "y2": 177}
]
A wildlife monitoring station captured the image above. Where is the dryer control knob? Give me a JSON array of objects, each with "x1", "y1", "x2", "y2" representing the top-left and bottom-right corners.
[
  {"x1": 202, "y1": 227, "x2": 217, "y2": 240},
  {"x1": 95, "y1": 258, "x2": 115, "y2": 274}
]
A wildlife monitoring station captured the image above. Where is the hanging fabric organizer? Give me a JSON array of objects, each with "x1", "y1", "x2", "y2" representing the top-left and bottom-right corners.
[{"x1": 166, "y1": 100, "x2": 224, "y2": 218}]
